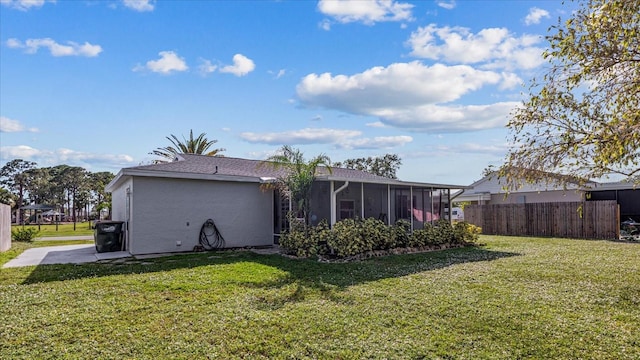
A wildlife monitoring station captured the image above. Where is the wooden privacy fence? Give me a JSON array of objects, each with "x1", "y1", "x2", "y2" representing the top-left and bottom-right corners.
[{"x1": 465, "y1": 200, "x2": 619, "y2": 240}]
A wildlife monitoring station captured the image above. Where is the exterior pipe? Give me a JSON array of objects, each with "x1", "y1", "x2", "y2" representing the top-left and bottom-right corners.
[{"x1": 331, "y1": 181, "x2": 349, "y2": 226}]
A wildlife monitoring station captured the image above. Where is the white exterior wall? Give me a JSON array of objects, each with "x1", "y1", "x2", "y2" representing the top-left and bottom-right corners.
[
  {"x1": 0, "y1": 203, "x2": 11, "y2": 252},
  {"x1": 110, "y1": 176, "x2": 132, "y2": 222},
  {"x1": 490, "y1": 190, "x2": 582, "y2": 204},
  {"x1": 114, "y1": 176, "x2": 273, "y2": 255},
  {"x1": 460, "y1": 175, "x2": 583, "y2": 204}
]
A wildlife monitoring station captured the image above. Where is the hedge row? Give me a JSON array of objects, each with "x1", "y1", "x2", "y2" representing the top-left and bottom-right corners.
[{"x1": 280, "y1": 218, "x2": 481, "y2": 258}]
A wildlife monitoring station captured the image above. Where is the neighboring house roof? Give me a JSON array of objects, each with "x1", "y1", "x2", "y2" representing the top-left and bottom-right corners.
[
  {"x1": 106, "y1": 154, "x2": 467, "y2": 192},
  {"x1": 454, "y1": 171, "x2": 640, "y2": 202},
  {"x1": 453, "y1": 171, "x2": 594, "y2": 202}
]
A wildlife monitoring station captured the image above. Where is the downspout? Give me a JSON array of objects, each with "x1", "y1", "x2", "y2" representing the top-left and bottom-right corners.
[{"x1": 331, "y1": 181, "x2": 350, "y2": 226}]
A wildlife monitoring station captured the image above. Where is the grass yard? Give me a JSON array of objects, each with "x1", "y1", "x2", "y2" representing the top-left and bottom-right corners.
[
  {"x1": 12, "y1": 222, "x2": 94, "y2": 237},
  {"x1": 0, "y1": 236, "x2": 638, "y2": 359}
]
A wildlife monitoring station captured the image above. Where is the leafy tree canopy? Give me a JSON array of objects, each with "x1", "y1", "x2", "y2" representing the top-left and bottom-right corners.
[
  {"x1": 334, "y1": 154, "x2": 402, "y2": 179},
  {"x1": 150, "y1": 129, "x2": 225, "y2": 164},
  {"x1": 264, "y1": 146, "x2": 331, "y2": 225},
  {"x1": 500, "y1": 0, "x2": 639, "y2": 189}
]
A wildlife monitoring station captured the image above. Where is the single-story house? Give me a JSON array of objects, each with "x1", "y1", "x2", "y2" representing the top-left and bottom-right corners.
[
  {"x1": 105, "y1": 154, "x2": 466, "y2": 255},
  {"x1": 455, "y1": 172, "x2": 639, "y2": 220},
  {"x1": 453, "y1": 172, "x2": 586, "y2": 205}
]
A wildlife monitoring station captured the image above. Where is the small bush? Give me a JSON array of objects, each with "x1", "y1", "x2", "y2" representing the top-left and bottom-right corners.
[
  {"x1": 362, "y1": 217, "x2": 391, "y2": 250},
  {"x1": 329, "y1": 218, "x2": 366, "y2": 257},
  {"x1": 310, "y1": 219, "x2": 333, "y2": 255},
  {"x1": 280, "y1": 221, "x2": 317, "y2": 258},
  {"x1": 392, "y1": 219, "x2": 411, "y2": 247},
  {"x1": 432, "y1": 220, "x2": 455, "y2": 245},
  {"x1": 11, "y1": 227, "x2": 40, "y2": 242},
  {"x1": 453, "y1": 222, "x2": 482, "y2": 244}
]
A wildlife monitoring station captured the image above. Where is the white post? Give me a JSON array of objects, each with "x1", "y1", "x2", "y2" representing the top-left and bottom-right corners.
[
  {"x1": 361, "y1": 182, "x2": 365, "y2": 219},
  {"x1": 387, "y1": 184, "x2": 391, "y2": 225}
]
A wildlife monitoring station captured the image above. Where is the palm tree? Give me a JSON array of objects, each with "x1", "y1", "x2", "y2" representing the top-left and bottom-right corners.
[
  {"x1": 150, "y1": 130, "x2": 225, "y2": 163},
  {"x1": 265, "y1": 146, "x2": 331, "y2": 226}
]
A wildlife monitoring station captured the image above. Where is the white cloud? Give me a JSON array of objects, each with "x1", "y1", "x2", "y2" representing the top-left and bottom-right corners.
[
  {"x1": 0, "y1": 145, "x2": 41, "y2": 159},
  {"x1": 499, "y1": 72, "x2": 523, "y2": 90},
  {"x1": 436, "y1": 0, "x2": 456, "y2": 10},
  {"x1": 0, "y1": 116, "x2": 39, "y2": 133},
  {"x1": 240, "y1": 128, "x2": 361, "y2": 145},
  {"x1": 198, "y1": 59, "x2": 218, "y2": 75},
  {"x1": 0, "y1": 145, "x2": 135, "y2": 170},
  {"x1": 219, "y1": 54, "x2": 255, "y2": 77},
  {"x1": 0, "y1": 0, "x2": 54, "y2": 11},
  {"x1": 339, "y1": 135, "x2": 413, "y2": 150},
  {"x1": 366, "y1": 121, "x2": 387, "y2": 128},
  {"x1": 319, "y1": 19, "x2": 332, "y2": 31},
  {"x1": 6, "y1": 37, "x2": 102, "y2": 57},
  {"x1": 524, "y1": 7, "x2": 550, "y2": 25},
  {"x1": 297, "y1": 61, "x2": 501, "y2": 111},
  {"x1": 458, "y1": 142, "x2": 509, "y2": 155},
  {"x1": 240, "y1": 127, "x2": 411, "y2": 150},
  {"x1": 135, "y1": 51, "x2": 188, "y2": 74},
  {"x1": 317, "y1": 0, "x2": 414, "y2": 26},
  {"x1": 268, "y1": 69, "x2": 287, "y2": 79},
  {"x1": 122, "y1": 0, "x2": 154, "y2": 12},
  {"x1": 370, "y1": 102, "x2": 519, "y2": 132},
  {"x1": 296, "y1": 61, "x2": 519, "y2": 132},
  {"x1": 406, "y1": 24, "x2": 545, "y2": 70}
]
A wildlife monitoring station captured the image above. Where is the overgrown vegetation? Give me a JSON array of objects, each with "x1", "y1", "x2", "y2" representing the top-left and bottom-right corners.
[
  {"x1": 280, "y1": 218, "x2": 481, "y2": 259},
  {"x1": 1, "y1": 236, "x2": 638, "y2": 359},
  {"x1": 10, "y1": 227, "x2": 39, "y2": 242}
]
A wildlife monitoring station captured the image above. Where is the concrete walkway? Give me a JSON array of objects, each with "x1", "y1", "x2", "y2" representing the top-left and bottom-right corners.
[
  {"x1": 3, "y1": 244, "x2": 281, "y2": 268},
  {"x1": 3, "y1": 244, "x2": 131, "y2": 268}
]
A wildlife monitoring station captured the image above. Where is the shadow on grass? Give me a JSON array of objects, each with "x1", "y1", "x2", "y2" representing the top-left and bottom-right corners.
[{"x1": 19, "y1": 245, "x2": 520, "y2": 289}]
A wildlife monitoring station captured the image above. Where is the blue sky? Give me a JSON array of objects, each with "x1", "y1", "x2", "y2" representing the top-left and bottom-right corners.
[{"x1": 0, "y1": 0, "x2": 576, "y2": 185}]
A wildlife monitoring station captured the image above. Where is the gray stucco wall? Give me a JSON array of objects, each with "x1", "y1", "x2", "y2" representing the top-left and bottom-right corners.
[
  {"x1": 0, "y1": 203, "x2": 10, "y2": 252},
  {"x1": 125, "y1": 177, "x2": 273, "y2": 255}
]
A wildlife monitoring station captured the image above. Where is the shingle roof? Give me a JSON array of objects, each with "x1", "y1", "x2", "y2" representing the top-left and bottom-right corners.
[
  {"x1": 126, "y1": 154, "x2": 392, "y2": 182},
  {"x1": 107, "y1": 153, "x2": 466, "y2": 191}
]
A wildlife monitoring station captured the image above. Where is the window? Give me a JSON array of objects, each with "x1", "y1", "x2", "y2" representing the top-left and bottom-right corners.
[{"x1": 339, "y1": 200, "x2": 355, "y2": 220}]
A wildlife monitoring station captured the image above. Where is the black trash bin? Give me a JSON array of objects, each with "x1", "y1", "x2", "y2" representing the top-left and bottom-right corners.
[{"x1": 94, "y1": 221, "x2": 124, "y2": 253}]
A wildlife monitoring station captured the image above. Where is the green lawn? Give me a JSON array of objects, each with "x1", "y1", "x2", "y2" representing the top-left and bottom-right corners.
[
  {"x1": 0, "y1": 236, "x2": 638, "y2": 359},
  {"x1": 12, "y1": 222, "x2": 94, "y2": 237}
]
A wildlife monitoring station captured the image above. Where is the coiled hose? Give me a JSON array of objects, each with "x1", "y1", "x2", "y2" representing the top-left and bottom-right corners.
[{"x1": 199, "y1": 219, "x2": 225, "y2": 250}]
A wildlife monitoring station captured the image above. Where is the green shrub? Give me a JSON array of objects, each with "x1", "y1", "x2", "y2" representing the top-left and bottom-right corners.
[
  {"x1": 310, "y1": 219, "x2": 334, "y2": 255},
  {"x1": 432, "y1": 220, "x2": 455, "y2": 245},
  {"x1": 362, "y1": 217, "x2": 391, "y2": 250},
  {"x1": 329, "y1": 218, "x2": 364, "y2": 257},
  {"x1": 11, "y1": 227, "x2": 40, "y2": 242},
  {"x1": 453, "y1": 222, "x2": 482, "y2": 244},
  {"x1": 280, "y1": 221, "x2": 317, "y2": 258},
  {"x1": 409, "y1": 227, "x2": 429, "y2": 247},
  {"x1": 392, "y1": 219, "x2": 411, "y2": 247},
  {"x1": 281, "y1": 217, "x2": 481, "y2": 259}
]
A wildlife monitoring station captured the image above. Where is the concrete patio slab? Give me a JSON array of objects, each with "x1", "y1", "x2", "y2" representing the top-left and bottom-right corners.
[{"x1": 3, "y1": 244, "x2": 131, "y2": 268}]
